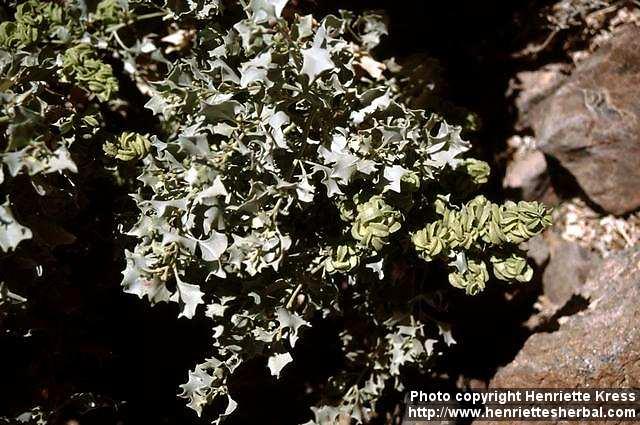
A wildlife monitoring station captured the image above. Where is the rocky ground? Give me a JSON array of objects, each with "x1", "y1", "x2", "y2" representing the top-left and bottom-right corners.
[
  {"x1": 405, "y1": 3, "x2": 640, "y2": 424},
  {"x1": 475, "y1": 14, "x2": 640, "y2": 425}
]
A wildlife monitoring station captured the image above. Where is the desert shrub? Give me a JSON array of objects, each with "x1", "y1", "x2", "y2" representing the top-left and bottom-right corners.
[{"x1": 0, "y1": 0, "x2": 551, "y2": 423}]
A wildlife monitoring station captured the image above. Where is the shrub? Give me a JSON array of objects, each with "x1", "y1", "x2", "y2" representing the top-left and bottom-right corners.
[{"x1": 0, "y1": 0, "x2": 551, "y2": 423}]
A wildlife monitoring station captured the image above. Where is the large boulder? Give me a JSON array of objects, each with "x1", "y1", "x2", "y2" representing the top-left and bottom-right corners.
[
  {"x1": 541, "y1": 232, "x2": 596, "y2": 307},
  {"x1": 503, "y1": 147, "x2": 551, "y2": 202},
  {"x1": 511, "y1": 63, "x2": 570, "y2": 131},
  {"x1": 529, "y1": 25, "x2": 640, "y2": 215},
  {"x1": 491, "y1": 248, "x2": 640, "y2": 390}
]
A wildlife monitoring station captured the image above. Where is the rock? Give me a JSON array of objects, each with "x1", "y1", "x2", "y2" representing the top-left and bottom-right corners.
[
  {"x1": 503, "y1": 135, "x2": 559, "y2": 205},
  {"x1": 491, "y1": 248, "x2": 640, "y2": 391},
  {"x1": 523, "y1": 234, "x2": 550, "y2": 267},
  {"x1": 541, "y1": 232, "x2": 595, "y2": 307},
  {"x1": 529, "y1": 25, "x2": 640, "y2": 215},
  {"x1": 510, "y1": 63, "x2": 570, "y2": 131},
  {"x1": 503, "y1": 147, "x2": 551, "y2": 202}
]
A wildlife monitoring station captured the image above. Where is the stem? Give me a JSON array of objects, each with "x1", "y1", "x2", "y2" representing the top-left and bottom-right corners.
[
  {"x1": 108, "y1": 11, "x2": 168, "y2": 33},
  {"x1": 134, "y1": 11, "x2": 168, "y2": 21},
  {"x1": 112, "y1": 30, "x2": 130, "y2": 51},
  {"x1": 270, "y1": 198, "x2": 283, "y2": 220},
  {"x1": 310, "y1": 260, "x2": 325, "y2": 275},
  {"x1": 285, "y1": 283, "x2": 302, "y2": 309}
]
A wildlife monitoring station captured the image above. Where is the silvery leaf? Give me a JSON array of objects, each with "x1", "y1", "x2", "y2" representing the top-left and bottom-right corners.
[
  {"x1": 199, "y1": 231, "x2": 228, "y2": 262},
  {"x1": 0, "y1": 201, "x2": 32, "y2": 252},
  {"x1": 383, "y1": 165, "x2": 409, "y2": 193},
  {"x1": 301, "y1": 47, "x2": 334, "y2": 81},
  {"x1": 171, "y1": 273, "x2": 204, "y2": 319},
  {"x1": 276, "y1": 307, "x2": 309, "y2": 347},
  {"x1": 267, "y1": 352, "x2": 293, "y2": 378}
]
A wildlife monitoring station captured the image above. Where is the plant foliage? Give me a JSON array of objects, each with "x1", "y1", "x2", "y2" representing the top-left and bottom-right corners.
[{"x1": 0, "y1": 0, "x2": 551, "y2": 423}]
